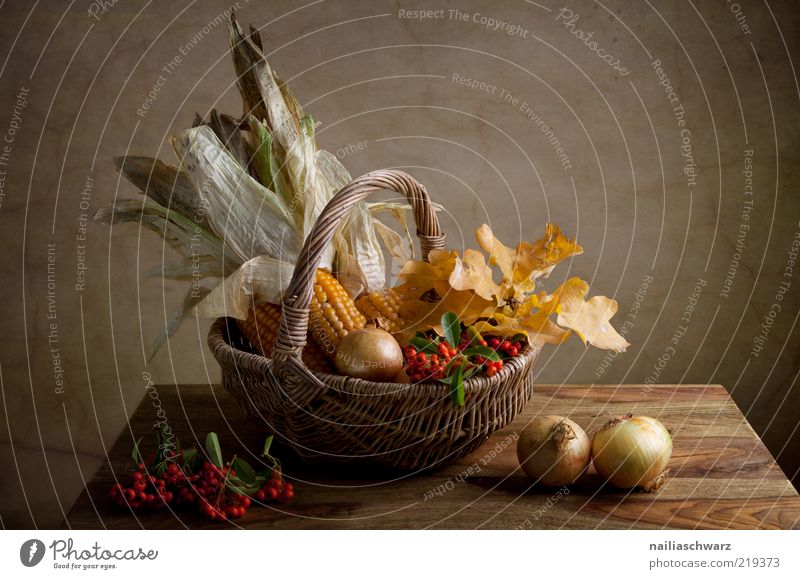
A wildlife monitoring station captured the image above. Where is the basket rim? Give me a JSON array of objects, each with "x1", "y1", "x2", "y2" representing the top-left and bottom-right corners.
[{"x1": 209, "y1": 317, "x2": 540, "y2": 397}]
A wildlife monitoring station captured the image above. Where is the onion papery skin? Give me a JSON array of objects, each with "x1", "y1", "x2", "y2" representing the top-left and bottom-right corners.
[
  {"x1": 334, "y1": 326, "x2": 403, "y2": 382},
  {"x1": 591, "y1": 415, "x2": 672, "y2": 491},
  {"x1": 517, "y1": 415, "x2": 592, "y2": 487}
]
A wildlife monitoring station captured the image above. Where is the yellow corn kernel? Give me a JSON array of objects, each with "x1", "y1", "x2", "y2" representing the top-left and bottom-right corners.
[
  {"x1": 236, "y1": 268, "x2": 367, "y2": 369},
  {"x1": 308, "y1": 269, "x2": 366, "y2": 351},
  {"x1": 237, "y1": 300, "x2": 283, "y2": 357},
  {"x1": 356, "y1": 289, "x2": 404, "y2": 332}
]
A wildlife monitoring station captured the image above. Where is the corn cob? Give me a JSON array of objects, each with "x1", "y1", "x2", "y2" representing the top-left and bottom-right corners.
[
  {"x1": 355, "y1": 288, "x2": 404, "y2": 333},
  {"x1": 236, "y1": 301, "x2": 331, "y2": 372},
  {"x1": 309, "y1": 269, "x2": 367, "y2": 350},
  {"x1": 236, "y1": 269, "x2": 366, "y2": 372}
]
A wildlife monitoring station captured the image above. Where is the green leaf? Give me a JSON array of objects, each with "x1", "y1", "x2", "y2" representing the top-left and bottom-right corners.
[
  {"x1": 131, "y1": 437, "x2": 143, "y2": 465},
  {"x1": 449, "y1": 363, "x2": 465, "y2": 406},
  {"x1": 465, "y1": 325, "x2": 483, "y2": 346},
  {"x1": 233, "y1": 457, "x2": 257, "y2": 484},
  {"x1": 463, "y1": 345, "x2": 501, "y2": 362},
  {"x1": 181, "y1": 448, "x2": 198, "y2": 471},
  {"x1": 155, "y1": 427, "x2": 164, "y2": 462},
  {"x1": 441, "y1": 312, "x2": 461, "y2": 348},
  {"x1": 462, "y1": 366, "x2": 478, "y2": 382},
  {"x1": 410, "y1": 336, "x2": 439, "y2": 354},
  {"x1": 205, "y1": 432, "x2": 223, "y2": 468},
  {"x1": 261, "y1": 435, "x2": 274, "y2": 458}
]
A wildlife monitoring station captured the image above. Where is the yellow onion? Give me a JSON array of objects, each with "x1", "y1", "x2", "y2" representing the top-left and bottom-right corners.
[
  {"x1": 591, "y1": 414, "x2": 672, "y2": 491},
  {"x1": 517, "y1": 415, "x2": 591, "y2": 486},
  {"x1": 334, "y1": 322, "x2": 403, "y2": 381}
]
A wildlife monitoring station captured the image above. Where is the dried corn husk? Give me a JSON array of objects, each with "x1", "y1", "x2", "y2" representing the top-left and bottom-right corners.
[
  {"x1": 228, "y1": 12, "x2": 298, "y2": 149},
  {"x1": 171, "y1": 126, "x2": 301, "y2": 264},
  {"x1": 93, "y1": 198, "x2": 236, "y2": 272},
  {"x1": 146, "y1": 283, "x2": 215, "y2": 364},
  {"x1": 113, "y1": 156, "x2": 208, "y2": 229},
  {"x1": 193, "y1": 256, "x2": 294, "y2": 320},
  {"x1": 144, "y1": 256, "x2": 225, "y2": 281},
  {"x1": 100, "y1": 13, "x2": 419, "y2": 363},
  {"x1": 249, "y1": 115, "x2": 292, "y2": 208}
]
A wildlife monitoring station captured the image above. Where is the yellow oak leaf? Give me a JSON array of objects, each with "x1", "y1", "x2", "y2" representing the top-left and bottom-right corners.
[
  {"x1": 395, "y1": 249, "x2": 459, "y2": 299},
  {"x1": 448, "y1": 249, "x2": 500, "y2": 301},
  {"x1": 554, "y1": 277, "x2": 629, "y2": 352},
  {"x1": 472, "y1": 312, "x2": 570, "y2": 345},
  {"x1": 395, "y1": 290, "x2": 492, "y2": 340},
  {"x1": 472, "y1": 295, "x2": 570, "y2": 345},
  {"x1": 476, "y1": 223, "x2": 583, "y2": 298}
]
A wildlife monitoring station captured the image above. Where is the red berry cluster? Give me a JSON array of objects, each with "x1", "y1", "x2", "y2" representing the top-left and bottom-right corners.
[
  {"x1": 484, "y1": 337, "x2": 522, "y2": 377},
  {"x1": 109, "y1": 462, "x2": 175, "y2": 512},
  {"x1": 254, "y1": 474, "x2": 294, "y2": 503},
  {"x1": 403, "y1": 340, "x2": 459, "y2": 382},
  {"x1": 488, "y1": 337, "x2": 522, "y2": 358},
  {"x1": 109, "y1": 459, "x2": 294, "y2": 522},
  {"x1": 403, "y1": 333, "x2": 524, "y2": 382},
  {"x1": 188, "y1": 462, "x2": 252, "y2": 521}
]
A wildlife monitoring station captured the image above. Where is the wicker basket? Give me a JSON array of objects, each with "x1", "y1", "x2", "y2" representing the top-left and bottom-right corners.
[{"x1": 208, "y1": 170, "x2": 540, "y2": 471}]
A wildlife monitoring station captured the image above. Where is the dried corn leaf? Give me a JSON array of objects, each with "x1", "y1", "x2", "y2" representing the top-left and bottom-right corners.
[
  {"x1": 249, "y1": 115, "x2": 291, "y2": 207},
  {"x1": 145, "y1": 256, "x2": 227, "y2": 281},
  {"x1": 292, "y1": 116, "x2": 321, "y2": 236},
  {"x1": 146, "y1": 283, "x2": 215, "y2": 365},
  {"x1": 228, "y1": 13, "x2": 298, "y2": 150},
  {"x1": 372, "y1": 219, "x2": 412, "y2": 264},
  {"x1": 171, "y1": 126, "x2": 301, "y2": 264},
  {"x1": 332, "y1": 231, "x2": 367, "y2": 298},
  {"x1": 314, "y1": 149, "x2": 376, "y2": 297},
  {"x1": 315, "y1": 149, "x2": 351, "y2": 191},
  {"x1": 193, "y1": 256, "x2": 294, "y2": 320},
  {"x1": 93, "y1": 198, "x2": 234, "y2": 269},
  {"x1": 207, "y1": 109, "x2": 252, "y2": 172},
  {"x1": 368, "y1": 202, "x2": 414, "y2": 262},
  {"x1": 275, "y1": 72, "x2": 304, "y2": 136},
  {"x1": 229, "y1": 13, "x2": 268, "y2": 123},
  {"x1": 114, "y1": 156, "x2": 208, "y2": 228},
  {"x1": 348, "y1": 202, "x2": 387, "y2": 292}
]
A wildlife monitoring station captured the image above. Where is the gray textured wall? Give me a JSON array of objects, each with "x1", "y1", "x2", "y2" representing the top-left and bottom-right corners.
[{"x1": 1, "y1": 0, "x2": 798, "y2": 527}]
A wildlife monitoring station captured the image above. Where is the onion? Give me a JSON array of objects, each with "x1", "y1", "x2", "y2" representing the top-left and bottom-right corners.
[
  {"x1": 591, "y1": 414, "x2": 672, "y2": 491},
  {"x1": 334, "y1": 322, "x2": 403, "y2": 382},
  {"x1": 517, "y1": 415, "x2": 591, "y2": 486}
]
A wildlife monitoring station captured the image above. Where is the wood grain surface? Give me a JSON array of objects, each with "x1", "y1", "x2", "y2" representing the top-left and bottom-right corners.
[{"x1": 64, "y1": 384, "x2": 800, "y2": 529}]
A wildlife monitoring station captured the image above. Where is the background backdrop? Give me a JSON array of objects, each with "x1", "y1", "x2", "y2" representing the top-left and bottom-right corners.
[{"x1": 1, "y1": 0, "x2": 799, "y2": 528}]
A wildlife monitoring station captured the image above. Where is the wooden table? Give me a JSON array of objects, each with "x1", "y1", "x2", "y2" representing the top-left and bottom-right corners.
[{"x1": 65, "y1": 384, "x2": 800, "y2": 529}]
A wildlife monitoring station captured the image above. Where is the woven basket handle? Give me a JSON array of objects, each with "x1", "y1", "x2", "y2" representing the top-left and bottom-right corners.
[{"x1": 273, "y1": 169, "x2": 444, "y2": 359}]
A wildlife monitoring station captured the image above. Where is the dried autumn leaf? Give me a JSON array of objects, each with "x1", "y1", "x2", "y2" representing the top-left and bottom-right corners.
[
  {"x1": 395, "y1": 249, "x2": 460, "y2": 299},
  {"x1": 449, "y1": 249, "x2": 500, "y2": 301},
  {"x1": 396, "y1": 291, "x2": 492, "y2": 339},
  {"x1": 476, "y1": 223, "x2": 583, "y2": 298},
  {"x1": 554, "y1": 277, "x2": 629, "y2": 352},
  {"x1": 472, "y1": 296, "x2": 570, "y2": 345}
]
